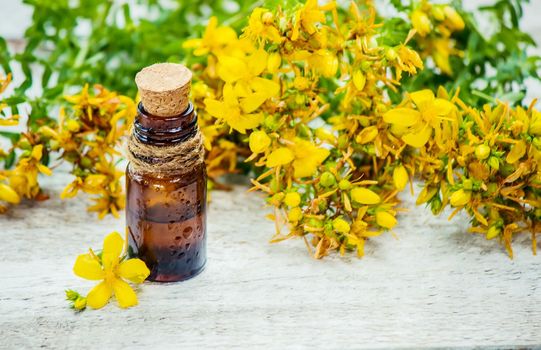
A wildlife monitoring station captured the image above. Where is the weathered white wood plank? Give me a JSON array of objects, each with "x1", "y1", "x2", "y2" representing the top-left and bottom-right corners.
[{"x1": 0, "y1": 171, "x2": 540, "y2": 349}]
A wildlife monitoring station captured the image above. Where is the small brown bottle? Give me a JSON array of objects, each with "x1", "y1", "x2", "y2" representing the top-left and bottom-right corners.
[{"x1": 126, "y1": 63, "x2": 206, "y2": 282}]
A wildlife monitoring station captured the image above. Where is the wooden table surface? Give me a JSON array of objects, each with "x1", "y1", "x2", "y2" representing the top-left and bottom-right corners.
[
  {"x1": 1, "y1": 1, "x2": 541, "y2": 349},
  {"x1": 1, "y1": 171, "x2": 540, "y2": 349}
]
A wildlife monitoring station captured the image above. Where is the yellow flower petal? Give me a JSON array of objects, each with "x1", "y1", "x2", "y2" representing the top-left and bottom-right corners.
[
  {"x1": 247, "y1": 49, "x2": 268, "y2": 76},
  {"x1": 0, "y1": 183, "x2": 20, "y2": 204},
  {"x1": 112, "y1": 279, "x2": 138, "y2": 308},
  {"x1": 350, "y1": 187, "x2": 381, "y2": 205},
  {"x1": 250, "y1": 77, "x2": 280, "y2": 96},
  {"x1": 87, "y1": 281, "x2": 113, "y2": 309},
  {"x1": 240, "y1": 93, "x2": 268, "y2": 113},
  {"x1": 224, "y1": 111, "x2": 264, "y2": 134},
  {"x1": 31, "y1": 145, "x2": 43, "y2": 160},
  {"x1": 292, "y1": 142, "x2": 330, "y2": 178},
  {"x1": 430, "y1": 98, "x2": 455, "y2": 116},
  {"x1": 383, "y1": 108, "x2": 421, "y2": 126},
  {"x1": 402, "y1": 125, "x2": 432, "y2": 148},
  {"x1": 266, "y1": 147, "x2": 294, "y2": 167},
  {"x1": 37, "y1": 164, "x2": 52, "y2": 176},
  {"x1": 409, "y1": 89, "x2": 434, "y2": 109},
  {"x1": 376, "y1": 211, "x2": 397, "y2": 229},
  {"x1": 73, "y1": 253, "x2": 104, "y2": 280},
  {"x1": 102, "y1": 232, "x2": 124, "y2": 268},
  {"x1": 204, "y1": 99, "x2": 227, "y2": 120},
  {"x1": 217, "y1": 56, "x2": 248, "y2": 83},
  {"x1": 506, "y1": 140, "x2": 526, "y2": 164},
  {"x1": 356, "y1": 126, "x2": 378, "y2": 144},
  {"x1": 117, "y1": 259, "x2": 150, "y2": 284}
]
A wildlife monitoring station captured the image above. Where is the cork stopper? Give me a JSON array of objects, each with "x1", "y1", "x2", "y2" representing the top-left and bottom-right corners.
[{"x1": 135, "y1": 63, "x2": 192, "y2": 117}]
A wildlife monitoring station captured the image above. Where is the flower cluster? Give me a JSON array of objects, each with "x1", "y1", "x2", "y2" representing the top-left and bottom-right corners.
[
  {"x1": 385, "y1": 89, "x2": 541, "y2": 256},
  {"x1": 410, "y1": 0, "x2": 464, "y2": 75},
  {"x1": 184, "y1": 1, "x2": 426, "y2": 258},
  {"x1": 0, "y1": 83, "x2": 135, "y2": 217}
]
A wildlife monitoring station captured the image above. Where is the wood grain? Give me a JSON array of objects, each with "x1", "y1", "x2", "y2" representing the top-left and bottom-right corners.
[{"x1": 0, "y1": 172, "x2": 540, "y2": 349}]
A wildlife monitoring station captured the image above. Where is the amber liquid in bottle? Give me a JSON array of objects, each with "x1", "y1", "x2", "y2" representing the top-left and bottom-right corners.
[{"x1": 127, "y1": 102, "x2": 206, "y2": 282}]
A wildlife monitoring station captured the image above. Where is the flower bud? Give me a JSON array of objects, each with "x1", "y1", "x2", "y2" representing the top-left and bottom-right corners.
[
  {"x1": 338, "y1": 179, "x2": 351, "y2": 190},
  {"x1": 284, "y1": 192, "x2": 301, "y2": 207},
  {"x1": 488, "y1": 156, "x2": 500, "y2": 170},
  {"x1": 287, "y1": 207, "x2": 303, "y2": 222},
  {"x1": 315, "y1": 127, "x2": 336, "y2": 143},
  {"x1": 485, "y1": 226, "x2": 500, "y2": 240},
  {"x1": 17, "y1": 139, "x2": 32, "y2": 150},
  {"x1": 293, "y1": 76, "x2": 310, "y2": 91},
  {"x1": 332, "y1": 217, "x2": 350, "y2": 233},
  {"x1": 350, "y1": 187, "x2": 381, "y2": 205},
  {"x1": 443, "y1": 6, "x2": 465, "y2": 31},
  {"x1": 431, "y1": 6, "x2": 445, "y2": 21},
  {"x1": 412, "y1": 10, "x2": 431, "y2": 36},
  {"x1": 475, "y1": 144, "x2": 490, "y2": 160},
  {"x1": 73, "y1": 297, "x2": 87, "y2": 311},
  {"x1": 385, "y1": 48, "x2": 397, "y2": 61},
  {"x1": 66, "y1": 119, "x2": 81, "y2": 132},
  {"x1": 320, "y1": 172, "x2": 336, "y2": 187},
  {"x1": 376, "y1": 211, "x2": 397, "y2": 229},
  {"x1": 267, "y1": 53, "x2": 281, "y2": 73},
  {"x1": 269, "y1": 192, "x2": 285, "y2": 206},
  {"x1": 0, "y1": 183, "x2": 21, "y2": 204},
  {"x1": 393, "y1": 165, "x2": 408, "y2": 191},
  {"x1": 430, "y1": 196, "x2": 442, "y2": 215},
  {"x1": 450, "y1": 189, "x2": 471, "y2": 207},
  {"x1": 249, "y1": 130, "x2": 271, "y2": 154},
  {"x1": 261, "y1": 11, "x2": 274, "y2": 24}
]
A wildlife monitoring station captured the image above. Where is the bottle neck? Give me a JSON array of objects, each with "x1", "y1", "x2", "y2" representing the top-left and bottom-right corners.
[{"x1": 133, "y1": 102, "x2": 197, "y2": 146}]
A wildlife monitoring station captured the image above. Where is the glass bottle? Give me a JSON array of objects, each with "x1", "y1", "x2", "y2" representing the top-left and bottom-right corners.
[{"x1": 126, "y1": 63, "x2": 206, "y2": 282}]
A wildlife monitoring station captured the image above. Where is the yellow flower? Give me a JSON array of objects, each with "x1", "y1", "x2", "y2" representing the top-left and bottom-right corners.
[
  {"x1": 205, "y1": 84, "x2": 265, "y2": 134},
  {"x1": 393, "y1": 165, "x2": 409, "y2": 191},
  {"x1": 450, "y1": 189, "x2": 471, "y2": 207},
  {"x1": 395, "y1": 45, "x2": 423, "y2": 81},
  {"x1": 87, "y1": 191, "x2": 124, "y2": 219},
  {"x1": 266, "y1": 147, "x2": 294, "y2": 167},
  {"x1": 384, "y1": 89, "x2": 455, "y2": 148},
  {"x1": 182, "y1": 16, "x2": 237, "y2": 56},
  {"x1": 9, "y1": 145, "x2": 52, "y2": 199},
  {"x1": 291, "y1": 0, "x2": 335, "y2": 41},
  {"x1": 443, "y1": 6, "x2": 465, "y2": 31},
  {"x1": 412, "y1": 10, "x2": 431, "y2": 37},
  {"x1": 249, "y1": 130, "x2": 271, "y2": 154},
  {"x1": 376, "y1": 211, "x2": 397, "y2": 229},
  {"x1": 350, "y1": 187, "x2": 381, "y2": 205},
  {"x1": 290, "y1": 138, "x2": 330, "y2": 178},
  {"x1": 243, "y1": 8, "x2": 283, "y2": 44},
  {"x1": 73, "y1": 232, "x2": 150, "y2": 309}
]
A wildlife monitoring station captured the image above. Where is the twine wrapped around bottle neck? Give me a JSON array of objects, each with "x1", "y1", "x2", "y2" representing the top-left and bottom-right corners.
[{"x1": 127, "y1": 129, "x2": 204, "y2": 176}]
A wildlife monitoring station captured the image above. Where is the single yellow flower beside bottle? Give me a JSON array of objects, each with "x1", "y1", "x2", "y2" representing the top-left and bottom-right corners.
[{"x1": 70, "y1": 232, "x2": 150, "y2": 310}]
